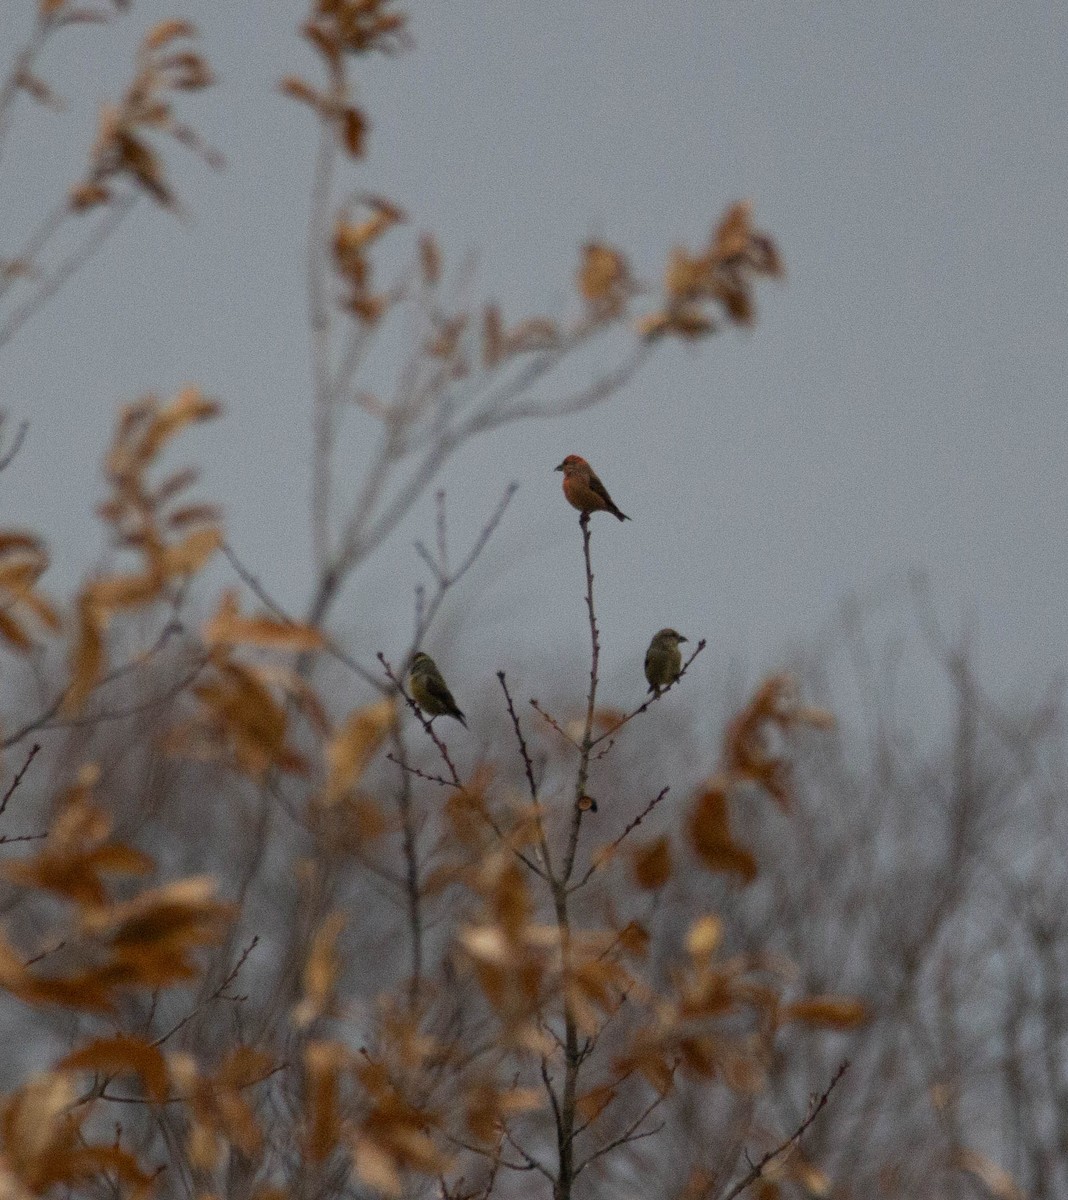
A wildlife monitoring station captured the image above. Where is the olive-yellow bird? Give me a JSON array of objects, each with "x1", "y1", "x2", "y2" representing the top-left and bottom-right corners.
[
  {"x1": 644, "y1": 628, "x2": 688, "y2": 695},
  {"x1": 554, "y1": 454, "x2": 630, "y2": 521},
  {"x1": 407, "y1": 651, "x2": 467, "y2": 727}
]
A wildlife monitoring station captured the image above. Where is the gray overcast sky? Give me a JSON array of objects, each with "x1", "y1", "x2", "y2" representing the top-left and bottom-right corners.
[{"x1": 2, "y1": 0, "x2": 1067, "y2": 704}]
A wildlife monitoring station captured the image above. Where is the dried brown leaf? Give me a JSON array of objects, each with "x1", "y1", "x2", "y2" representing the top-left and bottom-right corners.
[
  {"x1": 60, "y1": 1034, "x2": 169, "y2": 1103},
  {"x1": 687, "y1": 780, "x2": 757, "y2": 883},
  {"x1": 953, "y1": 1149, "x2": 1024, "y2": 1200},
  {"x1": 781, "y1": 995, "x2": 870, "y2": 1031},
  {"x1": 579, "y1": 241, "x2": 631, "y2": 317},
  {"x1": 632, "y1": 836, "x2": 672, "y2": 890},
  {"x1": 204, "y1": 590, "x2": 324, "y2": 652},
  {"x1": 160, "y1": 525, "x2": 222, "y2": 577},
  {"x1": 342, "y1": 107, "x2": 368, "y2": 157},
  {"x1": 144, "y1": 18, "x2": 196, "y2": 50},
  {"x1": 294, "y1": 911, "x2": 345, "y2": 1028},
  {"x1": 325, "y1": 699, "x2": 395, "y2": 803},
  {"x1": 280, "y1": 76, "x2": 323, "y2": 109}
]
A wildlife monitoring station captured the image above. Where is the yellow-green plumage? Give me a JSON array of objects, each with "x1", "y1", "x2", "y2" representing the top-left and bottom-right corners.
[
  {"x1": 644, "y1": 628, "x2": 687, "y2": 695},
  {"x1": 407, "y1": 651, "x2": 467, "y2": 727}
]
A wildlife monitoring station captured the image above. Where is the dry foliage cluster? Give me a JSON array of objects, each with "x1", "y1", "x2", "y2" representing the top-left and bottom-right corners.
[{"x1": 0, "y1": 4, "x2": 1043, "y2": 1200}]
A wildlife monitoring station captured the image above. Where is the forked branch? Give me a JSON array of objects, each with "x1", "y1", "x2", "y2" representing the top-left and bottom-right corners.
[{"x1": 722, "y1": 1060, "x2": 850, "y2": 1200}]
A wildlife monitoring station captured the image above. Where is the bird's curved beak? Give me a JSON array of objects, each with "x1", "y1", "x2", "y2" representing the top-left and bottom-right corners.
[
  {"x1": 554, "y1": 461, "x2": 565, "y2": 472},
  {"x1": 679, "y1": 635, "x2": 689, "y2": 643}
]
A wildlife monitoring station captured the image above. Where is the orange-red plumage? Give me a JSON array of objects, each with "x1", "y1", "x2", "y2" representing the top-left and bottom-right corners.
[{"x1": 554, "y1": 454, "x2": 630, "y2": 521}]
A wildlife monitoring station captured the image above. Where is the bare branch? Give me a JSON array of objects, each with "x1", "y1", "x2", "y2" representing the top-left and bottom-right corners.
[
  {"x1": 221, "y1": 539, "x2": 385, "y2": 692},
  {"x1": 405, "y1": 484, "x2": 518, "y2": 663},
  {"x1": 377, "y1": 651, "x2": 462, "y2": 787},
  {"x1": 149, "y1": 935, "x2": 260, "y2": 1049},
  {"x1": 499, "y1": 670, "x2": 555, "y2": 878},
  {"x1": 2, "y1": 615, "x2": 187, "y2": 750},
  {"x1": 0, "y1": 418, "x2": 29, "y2": 472},
  {"x1": 0, "y1": 742, "x2": 40, "y2": 817},
  {"x1": 589, "y1": 639, "x2": 707, "y2": 748},
  {"x1": 309, "y1": 121, "x2": 339, "y2": 576},
  {"x1": 385, "y1": 751, "x2": 458, "y2": 791},
  {"x1": 721, "y1": 1061, "x2": 850, "y2": 1200},
  {"x1": 390, "y1": 723, "x2": 425, "y2": 1007},
  {"x1": 498, "y1": 672, "x2": 540, "y2": 802},
  {"x1": 570, "y1": 786, "x2": 670, "y2": 893},
  {"x1": 0, "y1": 200, "x2": 67, "y2": 306},
  {"x1": 574, "y1": 1086, "x2": 669, "y2": 1178},
  {"x1": 0, "y1": 193, "x2": 137, "y2": 353},
  {"x1": 529, "y1": 698, "x2": 581, "y2": 751},
  {"x1": 0, "y1": 16, "x2": 50, "y2": 166}
]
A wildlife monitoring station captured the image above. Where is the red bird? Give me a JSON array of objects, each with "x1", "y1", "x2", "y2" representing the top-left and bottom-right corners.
[{"x1": 555, "y1": 454, "x2": 630, "y2": 521}]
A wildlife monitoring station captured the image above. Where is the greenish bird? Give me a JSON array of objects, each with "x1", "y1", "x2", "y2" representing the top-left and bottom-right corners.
[
  {"x1": 644, "y1": 628, "x2": 688, "y2": 696},
  {"x1": 407, "y1": 651, "x2": 467, "y2": 727}
]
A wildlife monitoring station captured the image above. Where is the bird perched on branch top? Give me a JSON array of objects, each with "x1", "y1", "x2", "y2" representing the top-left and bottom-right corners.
[
  {"x1": 555, "y1": 454, "x2": 630, "y2": 521},
  {"x1": 407, "y1": 651, "x2": 467, "y2": 727},
  {"x1": 644, "y1": 628, "x2": 688, "y2": 695}
]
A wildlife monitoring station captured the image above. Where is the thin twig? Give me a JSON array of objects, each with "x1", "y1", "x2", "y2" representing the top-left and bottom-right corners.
[
  {"x1": 32, "y1": 658, "x2": 207, "y2": 732},
  {"x1": 500, "y1": 1128, "x2": 554, "y2": 1182},
  {"x1": 222, "y1": 540, "x2": 385, "y2": 692},
  {"x1": 2, "y1": 617, "x2": 187, "y2": 750},
  {"x1": 435, "y1": 487, "x2": 448, "y2": 574},
  {"x1": 529, "y1": 699, "x2": 580, "y2": 750},
  {"x1": 0, "y1": 831, "x2": 46, "y2": 845},
  {"x1": 386, "y1": 751, "x2": 457, "y2": 791},
  {"x1": 0, "y1": 419, "x2": 29, "y2": 472},
  {"x1": 570, "y1": 786, "x2": 670, "y2": 893},
  {"x1": 498, "y1": 673, "x2": 538, "y2": 802},
  {"x1": 0, "y1": 201, "x2": 67, "y2": 304},
  {"x1": 389, "y1": 722, "x2": 425, "y2": 1008},
  {"x1": 574, "y1": 1087, "x2": 669, "y2": 1177},
  {"x1": 0, "y1": 742, "x2": 39, "y2": 816},
  {"x1": 0, "y1": 194, "x2": 137, "y2": 352},
  {"x1": 563, "y1": 513, "x2": 599, "y2": 884},
  {"x1": 589, "y1": 639, "x2": 707, "y2": 748},
  {"x1": 308, "y1": 119, "x2": 338, "y2": 576},
  {"x1": 378, "y1": 652, "x2": 462, "y2": 787},
  {"x1": 499, "y1": 670, "x2": 555, "y2": 878},
  {"x1": 547, "y1": 511, "x2": 603, "y2": 1200},
  {"x1": 540, "y1": 1056, "x2": 563, "y2": 1146},
  {"x1": 149, "y1": 935, "x2": 260, "y2": 1049},
  {"x1": 442, "y1": 1132, "x2": 543, "y2": 1177},
  {"x1": 96, "y1": 1064, "x2": 286, "y2": 1107},
  {"x1": 0, "y1": 16, "x2": 50, "y2": 167},
  {"x1": 24, "y1": 940, "x2": 65, "y2": 968},
  {"x1": 570, "y1": 1065, "x2": 635, "y2": 1142},
  {"x1": 721, "y1": 1060, "x2": 850, "y2": 1200},
  {"x1": 406, "y1": 483, "x2": 518, "y2": 663}
]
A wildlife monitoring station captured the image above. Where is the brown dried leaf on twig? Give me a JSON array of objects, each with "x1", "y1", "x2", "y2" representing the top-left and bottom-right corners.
[
  {"x1": 687, "y1": 778, "x2": 758, "y2": 883},
  {"x1": 637, "y1": 200, "x2": 783, "y2": 341},
  {"x1": 71, "y1": 23, "x2": 219, "y2": 212}
]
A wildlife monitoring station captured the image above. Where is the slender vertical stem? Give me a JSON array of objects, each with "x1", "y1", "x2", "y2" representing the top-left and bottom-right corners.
[
  {"x1": 552, "y1": 882, "x2": 579, "y2": 1200},
  {"x1": 0, "y1": 200, "x2": 67, "y2": 304},
  {"x1": 563, "y1": 512, "x2": 598, "y2": 884},
  {"x1": 498, "y1": 670, "x2": 554, "y2": 878},
  {"x1": 0, "y1": 18, "x2": 48, "y2": 167},
  {"x1": 391, "y1": 723, "x2": 424, "y2": 1008},
  {"x1": 308, "y1": 118, "x2": 338, "y2": 578},
  {"x1": 550, "y1": 512, "x2": 601, "y2": 1200},
  {"x1": 0, "y1": 195, "x2": 136, "y2": 354}
]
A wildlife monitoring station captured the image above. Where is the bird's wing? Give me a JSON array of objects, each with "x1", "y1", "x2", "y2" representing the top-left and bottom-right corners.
[
  {"x1": 586, "y1": 472, "x2": 616, "y2": 507},
  {"x1": 425, "y1": 673, "x2": 462, "y2": 714}
]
